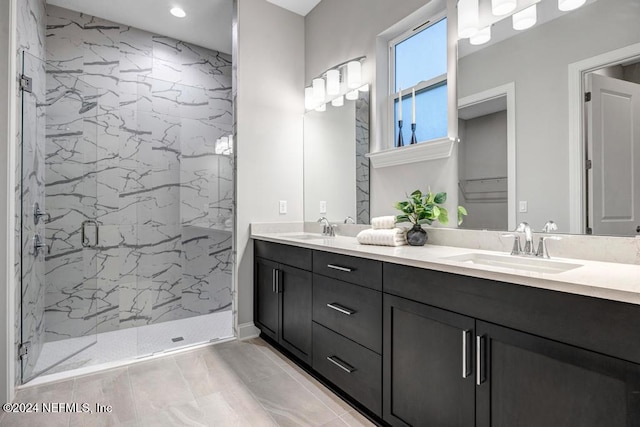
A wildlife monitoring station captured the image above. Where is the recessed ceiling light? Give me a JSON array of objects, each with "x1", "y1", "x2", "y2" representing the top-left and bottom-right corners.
[{"x1": 170, "y1": 7, "x2": 186, "y2": 18}]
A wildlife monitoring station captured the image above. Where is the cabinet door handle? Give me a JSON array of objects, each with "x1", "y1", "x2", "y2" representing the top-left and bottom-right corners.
[
  {"x1": 326, "y1": 356, "x2": 356, "y2": 373},
  {"x1": 327, "y1": 303, "x2": 356, "y2": 316},
  {"x1": 462, "y1": 329, "x2": 472, "y2": 379},
  {"x1": 327, "y1": 264, "x2": 353, "y2": 272},
  {"x1": 272, "y1": 269, "x2": 276, "y2": 293},
  {"x1": 275, "y1": 269, "x2": 281, "y2": 293},
  {"x1": 476, "y1": 335, "x2": 486, "y2": 385}
]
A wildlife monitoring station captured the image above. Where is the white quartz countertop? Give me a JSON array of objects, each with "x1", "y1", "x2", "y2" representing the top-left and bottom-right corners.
[{"x1": 251, "y1": 231, "x2": 640, "y2": 306}]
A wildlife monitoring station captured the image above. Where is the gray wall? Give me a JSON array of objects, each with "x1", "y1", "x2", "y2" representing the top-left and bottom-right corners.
[
  {"x1": 235, "y1": 0, "x2": 304, "y2": 328},
  {"x1": 458, "y1": 111, "x2": 508, "y2": 230},
  {"x1": 458, "y1": 0, "x2": 640, "y2": 231}
]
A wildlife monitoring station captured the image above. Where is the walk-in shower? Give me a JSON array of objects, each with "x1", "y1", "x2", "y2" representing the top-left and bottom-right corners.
[{"x1": 18, "y1": 4, "x2": 234, "y2": 384}]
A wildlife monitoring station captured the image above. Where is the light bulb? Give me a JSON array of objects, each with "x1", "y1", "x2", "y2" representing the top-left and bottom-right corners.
[
  {"x1": 458, "y1": 0, "x2": 479, "y2": 39},
  {"x1": 304, "y1": 87, "x2": 314, "y2": 110},
  {"x1": 558, "y1": 0, "x2": 586, "y2": 11},
  {"x1": 331, "y1": 96, "x2": 344, "y2": 107},
  {"x1": 346, "y1": 90, "x2": 358, "y2": 101},
  {"x1": 347, "y1": 61, "x2": 362, "y2": 89},
  {"x1": 170, "y1": 7, "x2": 186, "y2": 18},
  {"x1": 315, "y1": 104, "x2": 326, "y2": 112},
  {"x1": 312, "y1": 78, "x2": 325, "y2": 103},
  {"x1": 491, "y1": 0, "x2": 516, "y2": 16},
  {"x1": 512, "y1": 4, "x2": 537, "y2": 30},
  {"x1": 326, "y1": 69, "x2": 340, "y2": 95},
  {"x1": 470, "y1": 26, "x2": 491, "y2": 45}
]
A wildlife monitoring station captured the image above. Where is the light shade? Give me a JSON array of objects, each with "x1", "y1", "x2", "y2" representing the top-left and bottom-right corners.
[
  {"x1": 312, "y1": 78, "x2": 325, "y2": 102},
  {"x1": 304, "y1": 87, "x2": 314, "y2": 110},
  {"x1": 315, "y1": 104, "x2": 326, "y2": 112},
  {"x1": 326, "y1": 69, "x2": 340, "y2": 95},
  {"x1": 470, "y1": 26, "x2": 491, "y2": 45},
  {"x1": 346, "y1": 90, "x2": 359, "y2": 101},
  {"x1": 331, "y1": 96, "x2": 344, "y2": 107},
  {"x1": 359, "y1": 84, "x2": 369, "y2": 92},
  {"x1": 458, "y1": 0, "x2": 479, "y2": 39},
  {"x1": 558, "y1": 0, "x2": 586, "y2": 11},
  {"x1": 347, "y1": 61, "x2": 362, "y2": 89},
  {"x1": 491, "y1": 0, "x2": 516, "y2": 16},
  {"x1": 170, "y1": 7, "x2": 186, "y2": 18},
  {"x1": 513, "y1": 4, "x2": 537, "y2": 30}
]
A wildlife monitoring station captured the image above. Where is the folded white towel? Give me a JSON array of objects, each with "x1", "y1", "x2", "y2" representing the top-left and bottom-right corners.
[
  {"x1": 371, "y1": 216, "x2": 397, "y2": 230},
  {"x1": 356, "y1": 228, "x2": 407, "y2": 247}
]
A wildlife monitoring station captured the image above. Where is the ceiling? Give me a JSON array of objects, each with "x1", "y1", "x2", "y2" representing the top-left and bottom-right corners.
[
  {"x1": 265, "y1": 0, "x2": 322, "y2": 16},
  {"x1": 46, "y1": 0, "x2": 233, "y2": 54}
]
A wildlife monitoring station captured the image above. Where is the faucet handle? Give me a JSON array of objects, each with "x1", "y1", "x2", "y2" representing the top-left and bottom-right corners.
[
  {"x1": 501, "y1": 233, "x2": 522, "y2": 255},
  {"x1": 536, "y1": 236, "x2": 561, "y2": 258},
  {"x1": 542, "y1": 220, "x2": 558, "y2": 233}
]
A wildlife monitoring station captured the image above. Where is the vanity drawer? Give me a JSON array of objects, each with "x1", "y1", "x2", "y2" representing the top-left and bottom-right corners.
[
  {"x1": 313, "y1": 250, "x2": 382, "y2": 290},
  {"x1": 254, "y1": 240, "x2": 312, "y2": 270},
  {"x1": 313, "y1": 322, "x2": 382, "y2": 416},
  {"x1": 313, "y1": 275, "x2": 382, "y2": 353}
]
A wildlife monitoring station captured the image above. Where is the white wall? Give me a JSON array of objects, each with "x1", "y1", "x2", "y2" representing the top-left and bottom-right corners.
[
  {"x1": 0, "y1": 0, "x2": 16, "y2": 403},
  {"x1": 235, "y1": 0, "x2": 305, "y2": 327}
]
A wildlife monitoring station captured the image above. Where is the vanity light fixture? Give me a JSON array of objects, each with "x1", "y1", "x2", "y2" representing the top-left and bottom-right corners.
[
  {"x1": 347, "y1": 61, "x2": 362, "y2": 89},
  {"x1": 558, "y1": 0, "x2": 586, "y2": 11},
  {"x1": 304, "y1": 56, "x2": 366, "y2": 111},
  {"x1": 326, "y1": 69, "x2": 340, "y2": 95},
  {"x1": 458, "y1": 0, "x2": 479, "y2": 38},
  {"x1": 170, "y1": 7, "x2": 186, "y2": 18},
  {"x1": 331, "y1": 95, "x2": 344, "y2": 107},
  {"x1": 470, "y1": 26, "x2": 491, "y2": 45},
  {"x1": 512, "y1": 4, "x2": 537, "y2": 30},
  {"x1": 491, "y1": 0, "x2": 516, "y2": 16}
]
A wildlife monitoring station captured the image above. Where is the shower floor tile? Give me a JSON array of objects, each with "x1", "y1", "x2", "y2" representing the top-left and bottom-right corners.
[{"x1": 30, "y1": 310, "x2": 233, "y2": 378}]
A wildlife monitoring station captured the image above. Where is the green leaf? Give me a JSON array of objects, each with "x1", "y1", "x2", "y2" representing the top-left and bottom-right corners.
[
  {"x1": 410, "y1": 189, "x2": 422, "y2": 199},
  {"x1": 418, "y1": 218, "x2": 433, "y2": 225},
  {"x1": 425, "y1": 191, "x2": 435, "y2": 204},
  {"x1": 434, "y1": 192, "x2": 447, "y2": 205},
  {"x1": 438, "y1": 207, "x2": 449, "y2": 225},
  {"x1": 431, "y1": 206, "x2": 440, "y2": 219},
  {"x1": 396, "y1": 215, "x2": 410, "y2": 223},
  {"x1": 457, "y1": 205, "x2": 468, "y2": 225}
]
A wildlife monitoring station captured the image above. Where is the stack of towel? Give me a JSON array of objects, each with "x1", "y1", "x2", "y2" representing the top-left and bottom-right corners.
[{"x1": 357, "y1": 216, "x2": 407, "y2": 247}]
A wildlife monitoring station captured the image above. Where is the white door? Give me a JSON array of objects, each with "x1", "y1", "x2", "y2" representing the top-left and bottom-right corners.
[{"x1": 586, "y1": 73, "x2": 640, "y2": 237}]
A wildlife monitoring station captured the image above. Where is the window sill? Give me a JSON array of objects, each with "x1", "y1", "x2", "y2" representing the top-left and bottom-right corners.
[{"x1": 366, "y1": 137, "x2": 455, "y2": 168}]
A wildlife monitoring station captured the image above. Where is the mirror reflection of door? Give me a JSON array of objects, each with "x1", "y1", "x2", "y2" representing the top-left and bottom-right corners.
[
  {"x1": 585, "y1": 62, "x2": 640, "y2": 237},
  {"x1": 458, "y1": 97, "x2": 508, "y2": 231}
]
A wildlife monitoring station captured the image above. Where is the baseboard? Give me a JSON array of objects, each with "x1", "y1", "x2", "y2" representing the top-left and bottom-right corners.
[{"x1": 238, "y1": 322, "x2": 260, "y2": 340}]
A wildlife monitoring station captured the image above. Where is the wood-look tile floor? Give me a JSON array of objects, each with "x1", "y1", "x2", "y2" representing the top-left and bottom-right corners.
[{"x1": 0, "y1": 338, "x2": 375, "y2": 427}]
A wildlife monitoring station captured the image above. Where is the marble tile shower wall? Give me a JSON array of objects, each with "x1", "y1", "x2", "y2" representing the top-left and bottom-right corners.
[
  {"x1": 16, "y1": 0, "x2": 47, "y2": 383},
  {"x1": 355, "y1": 93, "x2": 370, "y2": 224},
  {"x1": 43, "y1": 5, "x2": 233, "y2": 342}
]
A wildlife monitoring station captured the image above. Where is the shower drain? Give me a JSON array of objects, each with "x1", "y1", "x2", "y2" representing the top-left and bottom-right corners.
[{"x1": 171, "y1": 336, "x2": 185, "y2": 342}]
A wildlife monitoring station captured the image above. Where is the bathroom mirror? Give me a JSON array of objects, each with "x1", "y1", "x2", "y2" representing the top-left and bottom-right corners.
[
  {"x1": 457, "y1": 0, "x2": 640, "y2": 236},
  {"x1": 303, "y1": 92, "x2": 370, "y2": 224}
]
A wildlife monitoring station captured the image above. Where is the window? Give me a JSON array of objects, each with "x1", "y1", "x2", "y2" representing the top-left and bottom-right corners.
[{"x1": 390, "y1": 15, "x2": 448, "y2": 146}]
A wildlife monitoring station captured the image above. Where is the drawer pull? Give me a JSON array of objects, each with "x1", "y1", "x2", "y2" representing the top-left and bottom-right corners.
[
  {"x1": 327, "y1": 264, "x2": 353, "y2": 272},
  {"x1": 327, "y1": 356, "x2": 356, "y2": 373},
  {"x1": 476, "y1": 335, "x2": 486, "y2": 386},
  {"x1": 462, "y1": 329, "x2": 471, "y2": 379},
  {"x1": 327, "y1": 303, "x2": 356, "y2": 316}
]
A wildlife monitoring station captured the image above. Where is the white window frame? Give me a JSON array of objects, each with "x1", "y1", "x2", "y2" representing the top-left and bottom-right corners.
[{"x1": 387, "y1": 11, "x2": 448, "y2": 147}]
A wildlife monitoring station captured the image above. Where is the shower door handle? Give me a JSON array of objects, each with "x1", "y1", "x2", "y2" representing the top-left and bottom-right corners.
[{"x1": 81, "y1": 220, "x2": 99, "y2": 248}]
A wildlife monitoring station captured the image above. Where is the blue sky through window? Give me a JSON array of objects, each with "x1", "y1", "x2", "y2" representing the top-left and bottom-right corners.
[{"x1": 394, "y1": 83, "x2": 448, "y2": 145}]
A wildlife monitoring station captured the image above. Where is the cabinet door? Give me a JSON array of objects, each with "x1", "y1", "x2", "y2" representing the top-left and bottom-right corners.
[
  {"x1": 476, "y1": 321, "x2": 640, "y2": 427},
  {"x1": 254, "y1": 257, "x2": 279, "y2": 342},
  {"x1": 383, "y1": 295, "x2": 476, "y2": 427},
  {"x1": 279, "y1": 264, "x2": 313, "y2": 364}
]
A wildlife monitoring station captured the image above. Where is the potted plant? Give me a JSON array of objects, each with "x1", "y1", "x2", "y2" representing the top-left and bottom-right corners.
[{"x1": 395, "y1": 189, "x2": 467, "y2": 246}]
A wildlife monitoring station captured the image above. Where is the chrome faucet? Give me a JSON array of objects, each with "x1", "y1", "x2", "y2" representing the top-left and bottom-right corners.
[
  {"x1": 536, "y1": 220, "x2": 560, "y2": 259},
  {"x1": 516, "y1": 222, "x2": 535, "y2": 256},
  {"x1": 317, "y1": 217, "x2": 335, "y2": 236},
  {"x1": 344, "y1": 216, "x2": 355, "y2": 224}
]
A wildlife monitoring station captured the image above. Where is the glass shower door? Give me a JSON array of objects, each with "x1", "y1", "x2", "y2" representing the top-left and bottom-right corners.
[{"x1": 20, "y1": 52, "x2": 100, "y2": 382}]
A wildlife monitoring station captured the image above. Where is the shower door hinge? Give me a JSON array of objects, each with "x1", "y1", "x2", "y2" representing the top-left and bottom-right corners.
[
  {"x1": 19, "y1": 74, "x2": 32, "y2": 93},
  {"x1": 18, "y1": 341, "x2": 31, "y2": 359},
  {"x1": 584, "y1": 92, "x2": 591, "y2": 102},
  {"x1": 586, "y1": 159, "x2": 592, "y2": 170}
]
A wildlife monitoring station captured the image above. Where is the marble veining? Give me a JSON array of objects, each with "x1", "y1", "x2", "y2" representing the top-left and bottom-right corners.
[
  {"x1": 355, "y1": 93, "x2": 370, "y2": 225},
  {"x1": 16, "y1": 3, "x2": 233, "y2": 383}
]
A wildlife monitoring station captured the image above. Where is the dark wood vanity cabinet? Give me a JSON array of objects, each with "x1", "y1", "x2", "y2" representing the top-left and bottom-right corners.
[
  {"x1": 254, "y1": 241, "x2": 313, "y2": 364},
  {"x1": 253, "y1": 240, "x2": 640, "y2": 426}
]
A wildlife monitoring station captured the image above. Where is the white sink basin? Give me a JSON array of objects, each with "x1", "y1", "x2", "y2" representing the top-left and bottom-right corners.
[{"x1": 442, "y1": 253, "x2": 582, "y2": 274}]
